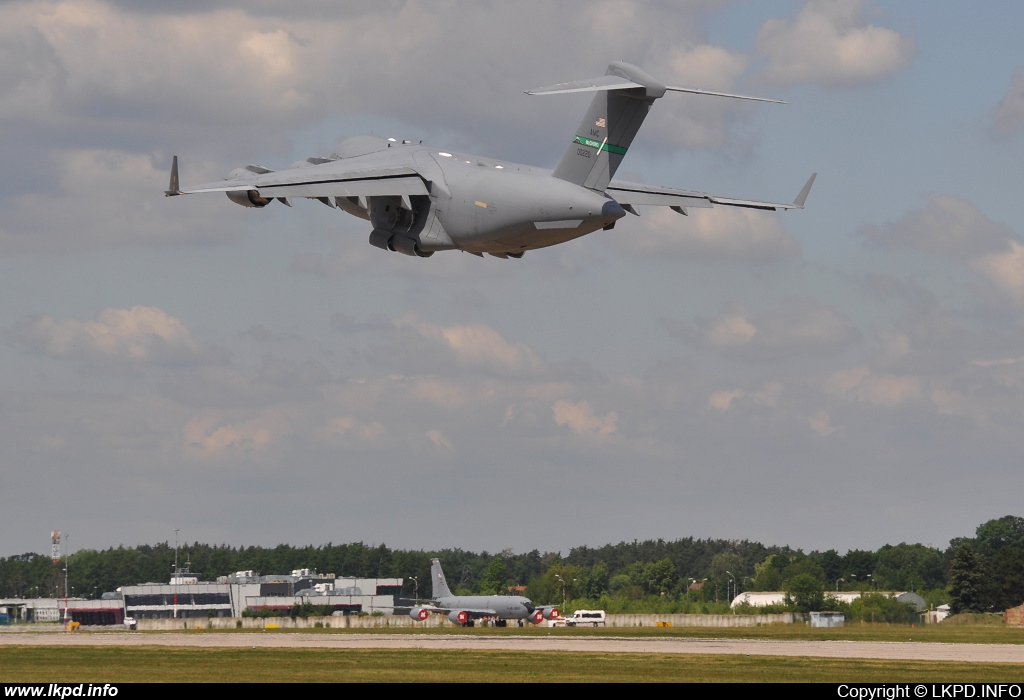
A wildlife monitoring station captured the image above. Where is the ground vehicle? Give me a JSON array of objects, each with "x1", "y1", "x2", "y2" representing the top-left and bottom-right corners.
[{"x1": 565, "y1": 610, "x2": 606, "y2": 627}]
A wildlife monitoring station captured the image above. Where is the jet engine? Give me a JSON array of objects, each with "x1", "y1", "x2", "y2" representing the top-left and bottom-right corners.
[
  {"x1": 367, "y1": 196, "x2": 435, "y2": 257},
  {"x1": 225, "y1": 190, "x2": 271, "y2": 208},
  {"x1": 370, "y1": 196, "x2": 414, "y2": 234},
  {"x1": 448, "y1": 610, "x2": 469, "y2": 626},
  {"x1": 530, "y1": 609, "x2": 545, "y2": 624},
  {"x1": 409, "y1": 607, "x2": 430, "y2": 622},
  {"x1": 543, "y1": 607, "x2": 560, "y2": 620}
]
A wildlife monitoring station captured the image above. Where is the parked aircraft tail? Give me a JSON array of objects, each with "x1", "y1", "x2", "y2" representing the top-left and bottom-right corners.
[
  {"x1": 430, "y1": 558, "x2": 453, "y2": 599},
  {"x1": 528, "y1": 61, "x2": 783, "y2": 193}
]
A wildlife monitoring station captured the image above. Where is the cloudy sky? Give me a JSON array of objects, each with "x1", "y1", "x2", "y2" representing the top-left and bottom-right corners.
[{"x1": 2, "y1": 0, "x2": 1023, "y2": 559}]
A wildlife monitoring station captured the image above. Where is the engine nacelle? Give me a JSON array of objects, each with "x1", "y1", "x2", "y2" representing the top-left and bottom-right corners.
[
  {"x1": 368, "y1": 228, "x2": 392, "y2": 251},
  {"x1": 368, "y1": 230, "x2": 434, "y2": 258},
  {"x1": 226, "y1": 190, "x2": 271, "y2": 208},
  {"x1": 409, "y1": 607, "x2": 430, "y2": 622},
  {"x1": 529, "y1": 609, "x2": 544, "y2": 624},
  {"x1": 366, "y1": 195, "x2": 437, "y2": 257},
  {"x1": 543, "y1": 607, "x2": 560, "y2": 620},
  {"x1": 391, "y1": 235, "x2": 434, "y2": 258},
  {"x1": 448, "y1": 610, "x2": 469, "y2": 626}
]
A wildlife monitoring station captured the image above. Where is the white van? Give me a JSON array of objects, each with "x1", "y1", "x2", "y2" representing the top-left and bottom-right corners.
[{"x1": 565, "y1": 610, "x2": 606, "y2": 627}]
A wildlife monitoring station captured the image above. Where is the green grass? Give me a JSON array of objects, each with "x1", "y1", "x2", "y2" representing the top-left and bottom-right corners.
[
  {"x1": 1, "y1": 647, "x2": 1022, "y2": 683},
  {"x1": 121, "y1": 621, "x2": 1024, "y2": 645}
]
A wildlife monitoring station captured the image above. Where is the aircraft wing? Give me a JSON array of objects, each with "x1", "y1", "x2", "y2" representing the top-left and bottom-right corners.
[
  {"x1": 421, "y1": 605, "x2": 499, "y2": 618},
  {"x1": 167, "y1": 156, "x2": 430, "y2": 200},
  {"x1": 607, "y1": 173, "x2": 816, "y2": 213}
]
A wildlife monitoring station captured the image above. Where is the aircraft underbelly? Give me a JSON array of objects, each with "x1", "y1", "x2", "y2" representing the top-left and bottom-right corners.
[
  {"x1": 438, "y1": 165, "x2": 615, "y2": 253},
  {"x1": 498, "y1": 221, "x2": 604, "y2": 250}
]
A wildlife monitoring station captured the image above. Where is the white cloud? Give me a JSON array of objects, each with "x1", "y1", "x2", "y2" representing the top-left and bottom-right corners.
[
  {"x1": 862, "y1": 196, "x2": 1024, "y2": 308},
  {"x1": 0, "y1": 1, "x2": 742, "y2": 149},
  {"x1": 0, "y1": 148, "x2": 246, "y2": 253},
  {"x1": 654, "y1": 43, "x2": 755, "y2": 150},
  {"x1": 11, "y1": 305, "x2": 206, "y2": 366},
  {"x1": 552, "y1": 399, "x2": 617, "y2": 442},
  {"x1": 706, "y1": 309, "x2": 758, "y2": 349},
  {"x1": 991, "y1": 67, "x2": 1024, "y2": 140},
  {"x1": 439, "y1": 323, "x2": 543, "y2": 373},
  {"x1": 972, "y1": 240, "x2": 1024, "y2": 306},
  {"x1": 317, "y1": 416, "x2": 385, "y2": 444},
  {"x1": 809, "y1": 410, "x2": 836, "y2": 437},
  {"x1": 708, "y1": 389, "x2": 744, "y2": 412},
  {"x1": 425, "y1": 429, "x2": 454, "y2": 450},
  {"x1": 183, "y1": 408, "x2": 289, "y2": 458},
  {"x1": 862, "y1": 195, "x2": 1011, "y2": 259},
  {"x1": 825, "y1": 366, "x2": 922, "y2": 407},
  {"x1": 612, "y1": 206, "x2": 799, "y2": 261},
  {"x1": 756, "y1": 0, "x2": 913, "y2": 87},
  {"x1": 383, "y1": 315, "x2": 548, "y2": 379},
  {"x1": 679, "y1": 300, "x2": 859, "y2": 359},
  {"x1": 869, "y1": 306, "x2": 971, "y2": 376}
]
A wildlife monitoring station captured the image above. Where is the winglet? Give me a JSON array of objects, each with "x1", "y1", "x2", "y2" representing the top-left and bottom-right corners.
[
  {"x1": 164, "y1": 155, "x2": 181, "y2": 197},
  {"x1": 793, "y1": 173, "x2": 816, "y2": 208}
]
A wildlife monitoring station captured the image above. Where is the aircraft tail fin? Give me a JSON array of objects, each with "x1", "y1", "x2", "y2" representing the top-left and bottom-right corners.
[
  {"x1": 529, "y1": 62, "x2": 663, "y2": 192},
  {"x1": 164, "y1": 155, "x2": 181, "y2": 197},
  {"x1": 430, "y1": 558, "x2": 453, "y2": 599},
  {"x1": 528, "y1": 62, "x2": 783, "y2": 192}
]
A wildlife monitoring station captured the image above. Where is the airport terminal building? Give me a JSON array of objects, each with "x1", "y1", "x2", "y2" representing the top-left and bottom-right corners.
[
  {"x1": 2, "y1": 569, "x2": 403, "y2": 624},
  {"x1": 124, "y1": 569, "x2": 402, "y2": 620}
]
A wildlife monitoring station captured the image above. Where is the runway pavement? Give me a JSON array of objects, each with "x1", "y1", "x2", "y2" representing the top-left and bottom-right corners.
[{"x1": 2, "y1": 631, "x2": 1023, "y2": 663}]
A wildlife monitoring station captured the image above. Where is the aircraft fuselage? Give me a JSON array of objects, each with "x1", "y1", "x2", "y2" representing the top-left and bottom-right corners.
[
  {"x1": 225, "y1": 137, "x2": 627, "y2": 258},
  {"x1": 419, "y1": 148, "x2": 626, "y2": 254},
  {"x1": 437, "y1": 594, "x2": 535, "y2": 619}
]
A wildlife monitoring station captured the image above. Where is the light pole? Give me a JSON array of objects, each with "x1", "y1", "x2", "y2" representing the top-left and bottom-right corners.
[
  {"x1": 173, "y1": 528, "x2": 179, "y2": 620},
  {"x1": 409, "y1": 576, "x2": 418, "y2": 602},
  {"x1": 555, "y1": 575, "x2": 576, "y2": 610},
  {"x1": 726, "y1": 571, "x2": 737, "y2": 611},
  {"x1": 62, "y1": 532, "x2": 70, "y2": 631}
]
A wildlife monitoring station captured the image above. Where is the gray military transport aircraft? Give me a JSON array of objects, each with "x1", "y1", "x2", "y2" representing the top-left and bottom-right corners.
[
  {"x1": 166, "y1": 61, "x2": 815, "y2": 259},
  {"x1": 407, "y1": 558, "x2": 558, "y2": 627}
]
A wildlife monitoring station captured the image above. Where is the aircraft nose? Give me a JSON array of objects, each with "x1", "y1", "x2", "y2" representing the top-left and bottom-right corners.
[{"x1": 602, "y1": 199, "x2": 626, "y2": 221}]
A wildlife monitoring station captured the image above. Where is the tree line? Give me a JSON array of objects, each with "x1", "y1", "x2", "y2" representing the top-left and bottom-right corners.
[{"x1": 1, "y1": 516, "x2": 1020, "y2": 619}]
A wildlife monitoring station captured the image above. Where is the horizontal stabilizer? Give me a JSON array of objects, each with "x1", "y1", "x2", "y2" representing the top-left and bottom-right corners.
[
  {"x1": 526, "y1": 75, "x2": 645, "y2": 95},
  {"x1": 664, "y1": 86, "x2": 784, "y2": 104},
  {"x1": 528, "y1": 75, "x2": 784, "y2": 104}
]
